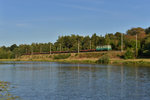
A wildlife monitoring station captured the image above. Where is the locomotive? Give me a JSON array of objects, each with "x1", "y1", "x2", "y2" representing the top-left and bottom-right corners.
[{"x1": 96, "y1": 45, "x2": 112, "y2": 51}]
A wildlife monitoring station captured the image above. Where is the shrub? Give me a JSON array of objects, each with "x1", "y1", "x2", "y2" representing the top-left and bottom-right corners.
[
  {"x1": 53, "y1": 54, "x2": 71, "y2": 59},
  {"x1": 124, "y1": 48, "x2": 135, "y2": 59},
  {"x1": 0, "y1": 48, "x2": 13, "y2": 59},
  {"x1": 75, "y1": 53, "x2": 78, "y2": 56},
  {"x1": 96, "y1": 55, "x2": 110, "y2": 64}
]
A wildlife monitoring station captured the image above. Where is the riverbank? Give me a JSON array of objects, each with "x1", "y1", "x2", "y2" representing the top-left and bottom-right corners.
[
  {"x1": 0, "y1": 51, "x2": 150, "y2": 66},
  {"x1": 3, "y1": 51, "x2": 121, "y2": 64},
  {"x1": 1, "y1": 58, "x2": 150, "y2": 67},
  {"x1": 0, "y1": 58, "x2": 150, "y2": 66}
]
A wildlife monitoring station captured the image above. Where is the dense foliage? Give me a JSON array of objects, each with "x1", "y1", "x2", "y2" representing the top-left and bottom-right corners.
[
  {"x1": 0, "y1": 27, "x2": 150, "y2": 59},
  {"x1": 97, "y1": 55, "x2": 110, "y2": 64},
  {"x1": 124, "y1": 48, "x2": 135, "y2": 59}
]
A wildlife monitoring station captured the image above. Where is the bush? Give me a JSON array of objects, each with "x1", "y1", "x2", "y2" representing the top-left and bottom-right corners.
[
  {"x1": 0, "y1": 48, "x2": 13, "y2": 59},
  {"x1": 124, "y1": 48, "x2": 135, "y2": 59},
  {"x1": 96, "y1": 55, "x2": 110, "y2": 64},
  {"x1": 53, "y1": 54, "x2": 71, "y2": 59},
  {"x1": 75, "y1": 53, "x2": 78, "y2": 56}
]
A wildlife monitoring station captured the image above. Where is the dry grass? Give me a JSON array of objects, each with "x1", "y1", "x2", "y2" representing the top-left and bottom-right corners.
[{"x1": 2, "y1": 51, "x2": 150, "y2": 65}]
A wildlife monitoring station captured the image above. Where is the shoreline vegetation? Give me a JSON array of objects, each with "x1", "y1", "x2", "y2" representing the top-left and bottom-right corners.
[
  {"x1": 0, "y1": 27, "x2": 150, "y2": 66},
  {"x1": 1, "y1": 58, "x2": 150, "y2": 66},
  {"x1": 0, "y1": 51, "x2": 150, "y2": 66}
]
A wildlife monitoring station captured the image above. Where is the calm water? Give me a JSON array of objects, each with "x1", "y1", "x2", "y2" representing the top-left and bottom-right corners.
[{"x1": 0, "y1": 61, "x2": 150, "y2": 100}]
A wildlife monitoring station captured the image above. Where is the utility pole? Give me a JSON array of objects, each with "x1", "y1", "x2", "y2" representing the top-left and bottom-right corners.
[
  {"x1": 40, "y1": 46, "x2": 42, "y2": 53},
  {"x1": 121, "y1": 33, "x2": 123, "y2": 52},
  {"x1": 90, "y1": 39, "x2": 91, "y2": 49},
  {"x1": 60, "y1": 44, "x2": 61, "y2": 52},
  {"x1": 136, "y1": 34, "x2": 138, "y2": 57},
  {"x1": 78, "y1": 40, "x2": 80, "y2": 54},
  {"x1": 50, "y1": 44, "x2": 51, "y2": 55},
  {"x1": 31, "y1": 46, "x2": 33, "y2": 55}
]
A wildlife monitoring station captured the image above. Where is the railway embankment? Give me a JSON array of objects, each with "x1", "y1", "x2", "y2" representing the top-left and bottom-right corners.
[
  {"x1": 18, "y1": 51, "x2": 125, "y2": 64},
  {"x1": 20, "y1": 51, "x2": 121, "y2": 59},
  {"x1": 1, "y1": 51, "x2": 150, "y2": 66}
]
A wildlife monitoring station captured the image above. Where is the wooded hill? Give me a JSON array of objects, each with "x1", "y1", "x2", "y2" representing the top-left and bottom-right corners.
[{"x1": 0, "y1": 27, "x2": 150, "y2": 59}]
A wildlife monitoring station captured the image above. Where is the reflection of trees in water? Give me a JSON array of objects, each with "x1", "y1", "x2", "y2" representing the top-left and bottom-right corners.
[{"x1": 0, "y1": 81, "x2": 20, "y2": 100}]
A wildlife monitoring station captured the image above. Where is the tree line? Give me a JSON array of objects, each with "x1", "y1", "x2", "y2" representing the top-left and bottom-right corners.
[{"x1": 0, "y1": 26, "x2": 150, "y2": 59}]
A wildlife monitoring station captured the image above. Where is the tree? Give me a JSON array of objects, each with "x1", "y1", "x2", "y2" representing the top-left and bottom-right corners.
[
  {"x1": 124, "y1": 35, "x2": 140, "y2": 50},
  {"x1": 0, "y1": 48, "x2": 12, "y2": 59},
  {"x1": 145, "y1": 27, "x2": 150, "y2": 34},
  {"x1": 82, "y1": 36, "x2": 90, "y2": 50},
  {"x1": 91, "y1": 33, "x2": 99, "y2": 48},
  {"x1": 105, "y1": 34, "x2": 110, "y2": 45},
  {"x1": 98, "y1": 36, "x2": 105, "y2": 46},
  {"x1": 115, "y1": 32, "x2": 121, "y2": 39},
  {"x1": 114, "y1": 32, "x2": 123, "y2": 50},
  {"x1": 127, "y1": 27, "x2": 146, "y2": 41},
  {"x1": 10, "y1": 44, "x2": 18, "y2": 51},
  {"x1": 141, "y1": 35, "x2": 150, "y2": 57},
  {"x1": 63, "y1": 36, "x2": 73, "y2": 50},
  {"x1": 124, "y1": 48, "x2": 135, "y2": 59},
  {"x1": 107, "y1": 33, "x2": 119, "y2": 50}
]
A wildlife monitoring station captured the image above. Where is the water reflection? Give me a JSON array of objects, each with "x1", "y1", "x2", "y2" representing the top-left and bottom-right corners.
[
  {"x1": 0, "y1": 62, "x2": 150, "y2": 100},
  {"x1": 121, "y1": 65, "x2": 124, "y2": 98}
]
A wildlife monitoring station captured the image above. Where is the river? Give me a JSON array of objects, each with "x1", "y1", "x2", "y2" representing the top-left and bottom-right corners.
[{"x1": 0, "y1": 61, "x2": 150, "y2": 100}]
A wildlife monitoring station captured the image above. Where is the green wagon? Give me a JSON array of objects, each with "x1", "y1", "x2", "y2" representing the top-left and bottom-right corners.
[{"x1": 96, "y1": 45, "x2": 112, "y2": 51}]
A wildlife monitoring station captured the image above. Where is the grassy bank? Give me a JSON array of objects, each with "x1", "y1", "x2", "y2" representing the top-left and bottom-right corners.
[
  {"x1": 111, "y1": 59, "x2": 150, "y2": 66},
  {"x1": 17, "y1": 51, "x2": 122, "y2": 64},
  {"x1": 0, "y1": 51, "x2": 150, "y2": 66},
  {"x1": 1, "y1": 58, "x2": 150, "y2": 66}
]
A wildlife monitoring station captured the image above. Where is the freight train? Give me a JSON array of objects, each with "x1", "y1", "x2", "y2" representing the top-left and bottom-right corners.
[{"x1": 25, "y1": 45, "x2": 112, "y2": 55}]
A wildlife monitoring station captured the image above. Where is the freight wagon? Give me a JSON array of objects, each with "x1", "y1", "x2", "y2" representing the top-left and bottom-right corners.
[{"x1": 24, "y1": 45, "x2": 112, "y2": 55}]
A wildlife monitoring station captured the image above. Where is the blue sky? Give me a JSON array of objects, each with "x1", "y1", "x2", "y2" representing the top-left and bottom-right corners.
[{"x1": 0, "y1": 0, "x2": 150, "y2": 46}]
